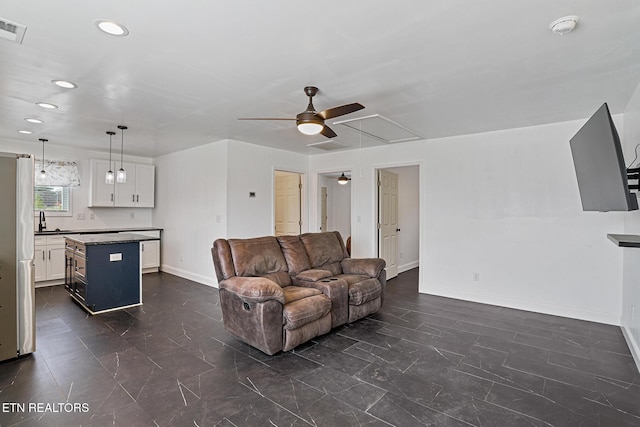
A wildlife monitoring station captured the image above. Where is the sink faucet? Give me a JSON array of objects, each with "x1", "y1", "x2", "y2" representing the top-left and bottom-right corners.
[{"x1": 38, "y1": 211, "x2": 46, "y2": 232}]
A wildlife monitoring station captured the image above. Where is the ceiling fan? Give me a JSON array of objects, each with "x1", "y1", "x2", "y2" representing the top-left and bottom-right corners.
[{"x1": 238, "y1": 86, "x2": 364, "y2": 138}]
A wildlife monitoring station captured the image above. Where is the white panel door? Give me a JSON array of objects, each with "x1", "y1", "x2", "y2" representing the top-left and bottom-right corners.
[
  {"x1": 274, "y1": 173, "x2": 301, "y2": 236},
  {"x1": 378, "y1": 169, "x2": 399, "y2": 279}
]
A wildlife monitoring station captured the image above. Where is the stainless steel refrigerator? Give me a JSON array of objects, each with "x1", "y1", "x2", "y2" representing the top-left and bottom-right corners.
[{"x1": 0, "y1": 152, "x2": 35, "y2": 361}]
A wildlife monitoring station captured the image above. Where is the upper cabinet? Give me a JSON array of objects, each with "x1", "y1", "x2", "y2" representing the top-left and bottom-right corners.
[{"x1": 89, "y1": 159, "x2": 155, "y2": 208}]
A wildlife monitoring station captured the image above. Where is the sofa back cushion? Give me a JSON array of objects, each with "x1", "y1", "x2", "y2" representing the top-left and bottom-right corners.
[
  {"x1": 277, "y1": 235, "x2": 311, "y2": 276},
  {"x1": 300, "y1": 232, "x2": 348, "y2": 269},
  {"x1": 228, "y1": 236, "x2": 290, "y2": 285}
]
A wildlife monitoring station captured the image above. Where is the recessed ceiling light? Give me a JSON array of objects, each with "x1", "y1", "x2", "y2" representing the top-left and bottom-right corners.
[
  {"x1": 95, "y1": 19, "x2": 129, "y2": 36},
  {"x1": 52, "y1": 79, "x2": 77, "y2": 89},
  {"x1": 549, "y1": 15, "x2": 579, "y2": 35},
  {"x1": 36, "y1": 102, "x2": 58, "y2": 109},
  {"x1": 18, "y1": 130, "x2": 32, "y2": 135},
  {"x1": 25, "y1": 118, "x2": 43, "y2": 124}
]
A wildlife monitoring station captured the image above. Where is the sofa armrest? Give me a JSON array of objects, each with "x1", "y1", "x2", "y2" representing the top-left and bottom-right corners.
[
  {"x1": 341, "y1": 258, "x2": 386, "y2": 278},
  {"x1": 296, "y1": 269, "x2": 333, "y2": 282},
  {"x1": 219, "y1": 276, "x2": 285, "y2": 304}
]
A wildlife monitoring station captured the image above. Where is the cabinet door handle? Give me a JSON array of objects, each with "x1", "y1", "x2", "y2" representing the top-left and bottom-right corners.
[
  {"x1": 137, "y1": 195, "x2": 139, "y2": 202},
  {"x1": 111, "y1": 193, "x2": 114, "y2": 202},
  {"x1": 42, "y1": 251, "x2": 45, "y2": 260},
  {"x1": 48, "y1": 250, "x2": 51, "y2": 260},
  {"x1": 132, "y1": 194, "x2": 135, "y2": 202},
  {"x1": 141, "y1": 243, "x2": 145, "y2": 251}
]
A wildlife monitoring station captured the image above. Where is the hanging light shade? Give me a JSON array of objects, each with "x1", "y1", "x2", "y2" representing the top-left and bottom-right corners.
[
  {"x1": 338, "y1": 172, "x2": 350, "y2": 185},
  {"x1": 117, "y1": 125, "x2": 127, "y2": 183},
  {"x1": 38, "y1": 138, "x2": 48, "y2": 180},
  {"x1": 105, "y1": 131, "x2": 116, "y2": 184}
]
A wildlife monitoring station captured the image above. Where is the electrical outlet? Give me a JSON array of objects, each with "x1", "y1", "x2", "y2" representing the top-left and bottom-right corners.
[
  {"x1": 357, "y1": 215, "x2": 361, "y2": 223},
  {"x1": 89, "y1": 213, "x2": 95, "y2": 220},
  {"x1": 130, "y1": 212, "x2": 135, "y2": 219},
  {"x1": 180, "y1": 256, "x2": 184, "y2": 263},
  {"x1": 473, "y1": 273, "x2": 480, "y2": 282},
  {"x1": 400, "y1": 252, "x2": 404, "y2": 259},
  {"x1": 76, "y1": 212, "x2": 85, "y2": 220}
]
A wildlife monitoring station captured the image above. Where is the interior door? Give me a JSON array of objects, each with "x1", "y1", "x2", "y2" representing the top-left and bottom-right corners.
[
  {"x1": 320, "y1": 186, "x2": 328, "y2": 231},
  {"x1": 274, "y1": 172, "x2": 302, "y2": 236},
  {"x1": 378, "y1": 169, "x2": 399, "y2": 279}
]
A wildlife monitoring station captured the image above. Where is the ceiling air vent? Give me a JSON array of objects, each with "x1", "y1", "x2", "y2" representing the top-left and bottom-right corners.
[
  {"x1": 307, "y1": 140, "x2": 348, "y2": 151},
  {"x1": 333, "y1": 114, "x2": 421, "y2": 144},
  {"x1": 0, "y1": 18, "x2": 27, "y2": 44}
]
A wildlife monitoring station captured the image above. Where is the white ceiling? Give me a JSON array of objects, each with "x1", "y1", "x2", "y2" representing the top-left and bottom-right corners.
[{"x1": 1, "y1": 1, "x2": 639, "y2": 158}]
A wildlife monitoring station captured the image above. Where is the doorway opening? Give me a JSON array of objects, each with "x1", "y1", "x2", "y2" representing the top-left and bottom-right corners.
[
  {"x1": 274, "y1": 170, "x2": 303, "y2": 236},
  {"x1": 317, "y1": 171, "x2": 352, "y2": 246},
  {"x1": 377, "y1": 165, "x2": 420, "y2": 280}
]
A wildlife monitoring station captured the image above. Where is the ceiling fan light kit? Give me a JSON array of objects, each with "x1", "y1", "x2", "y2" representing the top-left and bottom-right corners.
[{"x1": 239, "y1": 86, "x2": 364, "y2": 140}]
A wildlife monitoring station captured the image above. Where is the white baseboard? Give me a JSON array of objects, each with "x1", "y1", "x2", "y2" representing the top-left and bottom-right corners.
[
  {"x1": 159, "y1": 264, "x2": 218, "y2": 287},
  {"x1": 621, "y1": 325, "x2": 640, "y2": 374},
  {"x1": 398, "y1": 261, "x2": 419, "y2": 274},
  {"x1": 424, "y1": 286, "x2": 621, "y2": 325}
]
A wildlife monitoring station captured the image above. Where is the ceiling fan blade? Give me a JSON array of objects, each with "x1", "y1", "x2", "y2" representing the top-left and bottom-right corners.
[
  {"x1": 320, "y1": 125, "x2": 338, "y2": 139},
  {"x1": 237, "y1": 117, "x2": 296, "y2": 121},
  {"x1": 318, "y1": 103, "x2": 364, "y2": 120}
]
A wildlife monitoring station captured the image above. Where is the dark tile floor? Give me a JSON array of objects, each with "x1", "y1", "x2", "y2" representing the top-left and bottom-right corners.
[{"x1": 1, "y1": 268, "x2": 639, "y2": 426}]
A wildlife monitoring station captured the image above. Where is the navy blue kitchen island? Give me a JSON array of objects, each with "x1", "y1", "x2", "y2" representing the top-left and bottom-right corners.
[{"x1": 64, "y1": 233, "x2": 159, "y2": 314}]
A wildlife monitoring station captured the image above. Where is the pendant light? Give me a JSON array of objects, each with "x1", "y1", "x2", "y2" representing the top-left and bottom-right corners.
[
  {"x1": 105, "y1": 131, "x2": 116, "y2": 184},
  {"x1": 38, "y1": 138, "x2": 48, "y2": 180},
  {"x1": 338, "y1": 172, "x2": 350, "y2": 185},
  {"x1": 116, "y1": 125, "x2": 127, "y2": 183}
]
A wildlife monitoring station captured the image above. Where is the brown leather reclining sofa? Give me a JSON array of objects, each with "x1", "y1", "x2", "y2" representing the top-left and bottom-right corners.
[{"x1": 211, "y1": 231, "x2": 386, "y2": 355}]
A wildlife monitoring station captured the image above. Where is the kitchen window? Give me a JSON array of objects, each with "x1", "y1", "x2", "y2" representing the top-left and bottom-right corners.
[{"x1": 34, "y1": 185, "x2": 72, "y2": 216}]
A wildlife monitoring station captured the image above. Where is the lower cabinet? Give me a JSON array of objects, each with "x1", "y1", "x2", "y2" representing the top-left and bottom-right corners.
[
  {"x1": 65, "y1": 239, "x2": 141, "y2": 313},
  {"x1": 141, "y1": 240, "x2": 160, "y2": 272},
  {"x1": 35, "y1": 235, "x2": 69, "y2": 283}
]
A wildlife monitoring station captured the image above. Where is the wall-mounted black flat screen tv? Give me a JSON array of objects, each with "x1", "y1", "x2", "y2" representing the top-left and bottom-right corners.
[{"x1": 569, "y1": 102, "x2": 638, "y2": 212}]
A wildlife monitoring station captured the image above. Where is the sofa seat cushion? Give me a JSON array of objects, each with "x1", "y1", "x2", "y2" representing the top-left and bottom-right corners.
[
  {"x1": 347, "y1": 278, "x2": 382, "y2": 305},
  {"x1": 335, "y1": 274, "x2": 370, "y2": 285},
  {"x1": 283, "y1": 294, "x2": 331, "y2": 330},
  {"x1": 282, "y1": 285, "x2": 322, "y2": 304},
  {"x1": 296, "y1": 269, "x2": 333, "y2": 282}
]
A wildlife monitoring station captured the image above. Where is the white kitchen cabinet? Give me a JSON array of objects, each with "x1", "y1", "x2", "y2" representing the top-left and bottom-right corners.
[
  {"x1": 34, "y1": 247, "x2": 46, "y2": 282},
  {"x1": 90, "y1": 160, "x2": 155, "y2": 208},
  {"x1": 140, "y1": 240, "x2": 160, "y2": 272},
  {"x1": 35, "y1": 235, "x2": 67, "y2": 283},
  {"x1": 89, "y1": 159, "x2": 117, "y2": 207}
]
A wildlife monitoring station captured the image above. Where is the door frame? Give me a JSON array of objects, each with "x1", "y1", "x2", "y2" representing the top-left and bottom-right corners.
[
  {"x1": 373, "y1": 161, "x2": 422, "y2": 278},
  {"x1": 313, "y1": 168, "x2": 353, "y2": 235}
]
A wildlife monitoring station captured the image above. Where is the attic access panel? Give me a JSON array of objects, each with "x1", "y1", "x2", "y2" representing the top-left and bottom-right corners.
[{"x1": 333, "y1": 114, "x2": 421, "y2": 144}]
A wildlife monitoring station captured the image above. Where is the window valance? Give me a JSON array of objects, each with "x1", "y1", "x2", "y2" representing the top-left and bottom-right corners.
[{"x1": 35, "y1": 159, "x2": 81, "y2": 187}]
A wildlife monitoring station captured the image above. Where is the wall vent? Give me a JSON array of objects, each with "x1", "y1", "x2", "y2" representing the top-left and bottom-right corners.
[{"x1": 0, "y1": 18, "x2": 27, "y2": 44}]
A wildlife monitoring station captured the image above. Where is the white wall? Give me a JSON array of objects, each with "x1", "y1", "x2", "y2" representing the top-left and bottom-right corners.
[
  {"x1": 622, "y1": 81, "x2": 640, "y2": 370},
  {"x1": 152, "y1": 140, "x2": 228, "y2": 286},
  {"x1": 152, "y1": 139, "x2": 309, "y2": 286},
  {"x1": 385, "y1": 166, "x2": 420, "y2": 272},
  {"x1": 0, "y1": 139, "x2": 153, "y2": 230},
  {"x1": 226, "y1": 140, "x2": 309, "y2": 238},
  {"x1": 310, "y1": 119, "x2": 627, "y2": 324}
]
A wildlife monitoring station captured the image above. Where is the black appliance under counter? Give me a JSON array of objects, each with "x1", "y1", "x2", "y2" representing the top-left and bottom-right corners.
[{"x1": 64, "y1": 233, "x2": 158, "y2": 314}]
